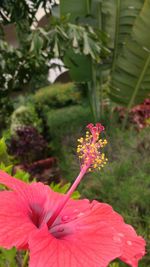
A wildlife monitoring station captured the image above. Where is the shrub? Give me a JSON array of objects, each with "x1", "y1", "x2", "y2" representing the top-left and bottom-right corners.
[
  {"x1": 9, "y1": 126, "x2": 48, "y2": 164},
  {"x1": 45, "y1": 105, "x2": 92, "y2": 139},
  {"x1": 34, "y1": 82, "x2": 83, "y2": 109},
  {"x1": 10, "y1": 105, "x2": 43, "y2": 135},
  {"x1": 0, "y1": 97, "x2": 13, "y2": 133},
  {"x1": 42, "y1": 104, "x2": 93, "y2": 181}
]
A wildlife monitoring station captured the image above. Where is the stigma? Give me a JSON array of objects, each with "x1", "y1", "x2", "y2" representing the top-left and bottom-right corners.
[{"x1": 77, "y1": 123, "x2": 108, "y2": 171}]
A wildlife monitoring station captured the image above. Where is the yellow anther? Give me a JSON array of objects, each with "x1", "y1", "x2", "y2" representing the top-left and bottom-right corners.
[
  {"x1": 101, "y1": 153, "x2": 105, "y2": 159},
  {"x1": 78, "y1": 138, "x2": 84, "y2": 143},
  {"x1": 77, "y1": 127, "x2": 108, "y2": 171}
]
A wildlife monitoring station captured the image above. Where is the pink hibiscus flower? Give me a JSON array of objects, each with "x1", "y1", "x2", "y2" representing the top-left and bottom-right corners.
[{"x1": 0, "y1": 123, "x2": 145, "y2": 267}]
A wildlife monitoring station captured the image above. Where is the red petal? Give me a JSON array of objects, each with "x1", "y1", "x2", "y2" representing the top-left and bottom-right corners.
[
  {"x1": 0, "y1": 170, "x2": 26, "y2": 192},
  {"x1": 29, "y1": 202, "x2": 123, "y2": 267},
  {"x1": 0, "y1": 171, "x2": 64, "y2": 226},
  {"x1": 118, "y1": 224, "x2": 146, "y2": 267},
  {"x1": 87, "y1": 201, "x2": 146, "y2": 267},
  {"x1": 29, "y1": 223, "x2": 121, "y2": 267},
  {"x1": 0, "y1": 191, "x2": 36, "y2": 249}
]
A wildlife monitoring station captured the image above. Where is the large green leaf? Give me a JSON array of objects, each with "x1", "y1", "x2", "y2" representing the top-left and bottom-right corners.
[
  {"x1": 110, "y1": 0, "x2": 150, "y2": 107},
  {"x1": 101, "y1": 0, "x2": 144, "y2": 61},
  {"x1": 60, "y1": 0, "x2": 88, "y2": 22},
  {"x1": 101, "y1": 0, "x2": 116, "y2": 49},
  {"x1": 64, "y1": 49, "x2": 92, "y2": 82}
]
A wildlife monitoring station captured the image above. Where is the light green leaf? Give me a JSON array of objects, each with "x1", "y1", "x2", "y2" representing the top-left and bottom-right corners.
[
  {"x1": 14, "y1": 169, "x2": 30, "y2": 183},
  {"x1": 0, "y1": 163, "x2": 13, "y2": 174},
  {"x1": 0, "y1": 138, "x2": 11, "y2": 165},
  {"x1": 0, "y1": 248, "x2": 17, "y2": 267}
]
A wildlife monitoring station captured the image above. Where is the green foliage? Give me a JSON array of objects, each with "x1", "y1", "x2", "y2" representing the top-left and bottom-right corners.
[
  {"x1": 0, "y1": 137, "x2": 11, "y2": 165},
  {"x1": 44, "y1": 17, "x2": 108, "y2": 62},
  {"x1": 0, "y1": 137, "x2": 31, "y2": 189},
  {"x1": 0, "y1": 1, "x2": 51, "y2": 96},
  {"x1": 110, "y1": 0, "x2": 150, "y2": 108},
  {"x1": 14, "y1": 170, "x2": 30, "y2": 183},
  {"x1": 45, "y1": 105, "x2": 93, "y2": 139},
  {"x1": 0, "y1": 0, "x2": 51, "y2": 25},
  {"x1": 10, "y1": 105, "x2": 43, "y2": 135},
  {"x1": 60, "y1": 0, "x2": 150, "y2": 125},
  {"x1": 64, "y1": 50, "x2": 92, "y2": 82},
  {"x1": 0, "y1": 247, "x2": 17, "y2": 267},
  {"x1": 60, "y1": 0, "x2": 88, "y2": 23},
  {"x1": 60, "y1": 0, "x2": 110, "y2": 120},
  {"x1": 0, "y1": 97, "x2": 13, "y2": 132},
  {"x1": 34, "y1": 83, "x2": 83, "y2": 108},
  {"x1": 109, "y1": 263, "x2": 120, "y2": 267},
  {"x1": 0, "y1": 38, "x2": 48, "y2": 95},
  {"x1": 105, "y1": 0, "x2": 144, "y2": 60},
  {"x1": 0, "y1": 163, "x2": 12, "y2": 175},
  {"x1": 44, "y1": 104, "x2": 94, "y2": 182}
]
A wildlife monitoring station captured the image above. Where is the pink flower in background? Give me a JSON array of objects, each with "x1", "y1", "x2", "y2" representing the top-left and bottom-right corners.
[{"x1": 0, "y1": 124, "x2": 146, "y2": 267}]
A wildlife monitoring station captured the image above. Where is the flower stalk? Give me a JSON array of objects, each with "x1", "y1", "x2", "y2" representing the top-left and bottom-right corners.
[{"x1": 47, "y1": 163, "x2": 90, "y2": 227}]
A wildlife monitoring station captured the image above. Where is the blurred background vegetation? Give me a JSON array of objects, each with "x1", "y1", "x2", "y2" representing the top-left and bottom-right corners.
[{"x1": 0, "y1": 0, "x2": 150, "y2": 266}]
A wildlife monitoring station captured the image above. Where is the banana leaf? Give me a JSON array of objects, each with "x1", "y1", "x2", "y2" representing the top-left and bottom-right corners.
[
  {"x1": 102, "y1": 0, "x2": 144, "y2": 57},
  {"x1": 60, "y1": 0, "x2": 88, "y2": 22},
  {"x1": 110, "y1": 0, "x2": 150, "y2": 107},
  {"x1": 64, "y1": 49, "x2": 92, "y2": 82}
]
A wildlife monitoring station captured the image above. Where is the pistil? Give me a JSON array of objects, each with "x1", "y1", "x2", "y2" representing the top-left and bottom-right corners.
[{"x1": 47, "y1": 123, "x2": 107, "y2": 228}]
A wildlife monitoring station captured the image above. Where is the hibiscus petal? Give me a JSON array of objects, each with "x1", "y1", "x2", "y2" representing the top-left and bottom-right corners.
[
  {"x1": 0, "y1": 170, "x2": 64, "y2": 226},
  {"x1": 0, "y1": 170, "x2": 26, "y2": 191},
  {"x1": 22, "y1": 182, "x2": 66, "y2": 227},
  {"x1": 0, "y1": 191, "x2": 36, "y2": 249},
  {"x1": 29, "y1": 222, "x2": 121, "y2": 267},
  {"x1": 51, "y1": 200, "x2": 145, "y2": 267},
  {"x1": 118, "y1": 224, "x2": 146, "y2": 267},
  {"x1": 82, "y1": 201, "x2": 146, "y2": 267}
]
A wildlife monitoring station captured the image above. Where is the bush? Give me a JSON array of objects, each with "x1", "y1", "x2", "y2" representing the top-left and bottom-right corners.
[
  {"x1": 42, "y1": 104, "x2": 93, "y2": 181},
  {"x1": 34, "y1": 82, "x2": 83, "y2": 109},
  {"x1": 45, "y1": 105, "x2": 92, "y2": 139},
  {"x1": 0, "y1": 97, "x2": 13, "y2": 134},
  {"x1": 10, "y1": 105, "x2": 43, "y2": 135},
  {"x1": 9, "y1": 126, "x2": 48, "y2": 164}
]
